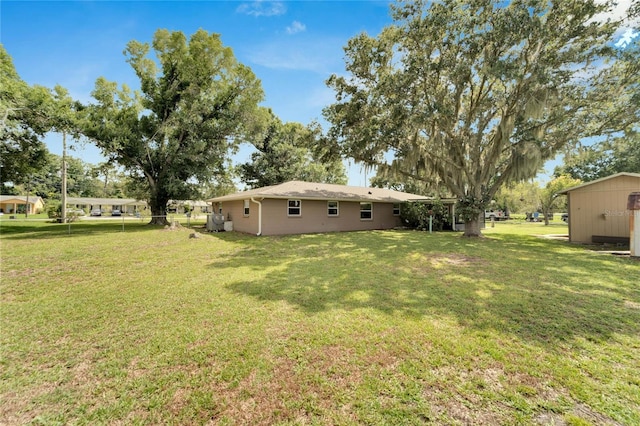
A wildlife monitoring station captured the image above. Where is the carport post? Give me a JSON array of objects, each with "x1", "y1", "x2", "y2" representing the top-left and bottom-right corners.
[{"x1": 628, "y1": 192, "x2": 640, "y2": 258}]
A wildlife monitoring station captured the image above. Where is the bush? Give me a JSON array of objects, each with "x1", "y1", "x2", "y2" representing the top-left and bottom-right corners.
[
  {"x1": 46, "y1": 201, "x2": 61, "y2": 219},
  {"x1": 400, "y1": 199, "x2": 451, "y2": 231}
]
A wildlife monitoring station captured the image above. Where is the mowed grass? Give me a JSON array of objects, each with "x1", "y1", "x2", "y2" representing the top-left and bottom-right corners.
[{"x1": 1, "y1": 220, "x2": 639, "y2": 425}]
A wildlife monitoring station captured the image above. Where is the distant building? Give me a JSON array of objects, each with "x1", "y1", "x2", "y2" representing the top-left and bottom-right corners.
[
  {"x1": 0, "y1": 195, "x2": 45, "y2": 215},
  {"x1": 66, "y1": 197, "x2": 147, "y2": 215}
]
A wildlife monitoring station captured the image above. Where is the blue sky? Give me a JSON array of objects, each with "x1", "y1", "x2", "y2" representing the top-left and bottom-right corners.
[
  {"x1": 1, "y1": 1, "x2": 637, "y2": 188},
  {"x1": 1, "y1": 0, "x2": 393, "y2": 186}
]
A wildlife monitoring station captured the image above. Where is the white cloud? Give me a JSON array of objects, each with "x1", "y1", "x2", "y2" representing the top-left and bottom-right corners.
[
  {"x1": 592, "y1": 0, "x2": 639, "y2": 47},
  {"x1": 614, "y1": 28, "x2": 639, "y2": 48},
  {"x1": 247, "y1": 38, "x2": 344, "y2": 74},
  {"x1": 286, "y1": 21, "x2": 306, "y2": 35},
  {"x1": 236, "y1": 1, "x2": 286, "y2": 17},
  {"x1": 594, "y1": 0, "x2": 634, "y2": 21}
]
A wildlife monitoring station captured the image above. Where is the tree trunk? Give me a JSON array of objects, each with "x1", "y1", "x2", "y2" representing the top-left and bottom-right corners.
[
  {"x1": 148, "y1": 192, "x2": 170, "y2": 226},
  {"x1": 148, "y1": 214, "x2": 169, "y2": 226},
  {"x1": 463, "y1": 217, "x2": 483, "y2": 237}
]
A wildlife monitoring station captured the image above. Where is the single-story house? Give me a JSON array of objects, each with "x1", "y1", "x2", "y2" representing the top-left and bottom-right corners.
[
  {"x1": 0, "y1": 195, "x2": 45, "y2": 215},
  {"x1": 66, "y1": 197, "x2": 148, "y2": 215},
  {"x1": 207, "y1": 181, "x2": 457, "y2": 236},
  {"x1": 558, "y1": 172, "x2": 640, "y2": 244},
  {"x1": 167, "y1": 200, "x2": 212, "y2": 214}
]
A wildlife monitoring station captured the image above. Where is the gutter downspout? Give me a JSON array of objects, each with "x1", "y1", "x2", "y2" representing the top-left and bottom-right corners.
[{"x1": 251, "y1": 197, "x2": 263, "y2": 236}]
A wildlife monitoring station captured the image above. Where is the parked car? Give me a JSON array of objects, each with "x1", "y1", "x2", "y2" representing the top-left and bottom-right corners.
[
  {"x1": 561, "y1": 213, "x2": 568, "y2": 222},
  {"x1": 484, "y1": 209, "x2": 509, "y2": 221},
  {"x1": 90, "y1": 208, "x2": 102, "y2": 216},
  {"x1": 111, "y1": 209, "x2": 122, "y2": 216}
]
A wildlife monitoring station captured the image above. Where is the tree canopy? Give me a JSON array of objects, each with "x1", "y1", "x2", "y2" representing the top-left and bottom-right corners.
[
  {"x1": 0, "y1": 45, "x2": 51, "y2": 187},
  {"x1": 556, "y1": 132, "x2": 640, "y2": 182},
  {"x1": 538, "y1": 175, "x2": 581, "y2": 225},
  {"x1": 557, "y1": 7, "x2": 640, "y2": 182},
  {"x1": 81, "y1": 29, "x2": 264, "y2": 224},
  {"x1": 324, "y1": 0, "x2": 632, "y2": 236},
  {"x1": 239, "y1": 110, "x2": 347, "y2": 189}
]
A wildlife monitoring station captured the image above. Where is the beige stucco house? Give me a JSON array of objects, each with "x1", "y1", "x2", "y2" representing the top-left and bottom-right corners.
[
  {"x1": 558, "y1": 172, "x2": 640, "y2": 244},
  {"x1": 0, "y1": 195, "x2": 45, "y2": 215},
  {"x1": 66, "y1": 197, "x2": 148, "y2": 215},
  {"x1": 208, "y1": 181, "x2": 455, "y2": 236}
]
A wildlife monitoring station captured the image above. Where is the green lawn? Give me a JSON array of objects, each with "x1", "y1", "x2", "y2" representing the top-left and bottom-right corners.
[{"x1": 1, "y1": 220, "x2": 638, "y2": 425}]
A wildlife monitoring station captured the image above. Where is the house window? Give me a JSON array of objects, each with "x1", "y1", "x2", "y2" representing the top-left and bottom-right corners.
[
  {"x1": 327, "y1": 201, "x2": 339, "y2": 216},
  {"x1": 244, "y1": 200, "x2": 250, "y2": 216},
  {"x1": 360, "y1": 202, "x2": 373, "y2": 220},
  {"x1": 288, "y1": 200, "x2": 301, "y2": 216},
  {"x1": 393, "y1": 203, "x2": 401, "y2": 216}
]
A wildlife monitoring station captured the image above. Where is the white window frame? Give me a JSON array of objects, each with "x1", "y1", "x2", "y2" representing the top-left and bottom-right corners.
[
  {"x1": 243, "y1": 200, "x2": 250, "y2": 217},
  {"x1": 288, "y1": 199, "x2": 301, "y2": 217},
  {"x1": 327, "y1": 201, "x2": 339, "y2": 217},
  {"x1": 360, "y1": 202, "x2": 373, "y2": 220},
  {"x1": 393, "y1": 203, "x2": 401, "y2": 216}
]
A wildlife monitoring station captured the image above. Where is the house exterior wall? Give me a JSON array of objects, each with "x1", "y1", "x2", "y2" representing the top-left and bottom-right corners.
[
  {"x1": 216, "y1": 200, "x2": 260, "y2": 235},
  {"x1": 215, "y1": 198, "x2": 402, "y2": 236},
  {"x1": 261, "y1": 199, "x2": 402, "y2": 236},
  {"x1": 567, "y1": 175, "x2": 640, "y2": 243},
  {"x1": 0, "y1": 197, "x2": 45, "y2": 214}
]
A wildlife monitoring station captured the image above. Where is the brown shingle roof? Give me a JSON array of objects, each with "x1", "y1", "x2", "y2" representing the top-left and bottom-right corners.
[{"x1": 207, "y1": 181, "x2": 435, "y2": 203}]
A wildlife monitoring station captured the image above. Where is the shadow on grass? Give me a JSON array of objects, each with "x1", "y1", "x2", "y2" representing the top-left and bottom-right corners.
[
  {"x1": 0, "y1": 220, "x2": 207, "y2": 240},
  {"x1": 210, "y1": 230, "x2": 640, "y2": 347}
]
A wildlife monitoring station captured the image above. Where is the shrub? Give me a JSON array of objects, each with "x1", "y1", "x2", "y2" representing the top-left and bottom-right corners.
[
  {"x1": 46, "y1": 201, "x2": 61, "y2": 219},
  {"x1": 400, "y1": 199, "x2": 451, "y2": 231}
]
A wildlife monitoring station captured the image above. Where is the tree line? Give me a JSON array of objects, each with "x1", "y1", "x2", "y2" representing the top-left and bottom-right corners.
[{"x1": 2, "y1": 0, "x2": 638, "y2": 234}]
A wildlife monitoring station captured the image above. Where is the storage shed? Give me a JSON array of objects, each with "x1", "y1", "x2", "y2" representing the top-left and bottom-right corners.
[{"x1": 558, "y1": 172, "x2": 640, "y2": 244}]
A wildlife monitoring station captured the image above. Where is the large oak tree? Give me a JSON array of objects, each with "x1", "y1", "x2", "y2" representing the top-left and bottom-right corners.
[
  {"x1": 239, "y1": 110, "x2": 347, "y2": 189},
  {"x1": 0, "y1": 45, "x2": 50, "y2": 188},
  {"x1": 558, "y1": 20, "x2": 640, "y2": 182},
  {"x1": 324, "y1": 0, "x2": 631, "y2": 236},
  {"x1": 82, "y1": 29, "x2": 264, "y2": 225}
]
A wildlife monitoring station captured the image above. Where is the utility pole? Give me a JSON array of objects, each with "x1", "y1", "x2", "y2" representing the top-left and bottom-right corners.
[{"x1": 61, "y1": 131, "x2": 67, "y2": 223}]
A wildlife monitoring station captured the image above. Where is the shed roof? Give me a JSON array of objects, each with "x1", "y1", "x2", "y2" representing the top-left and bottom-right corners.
[
  {"x1": 557, "y1": 172, "x2": 640, "y2": 195},
  {"x1": 207, "y1": 181, "x2": 446, "y2": 203}
]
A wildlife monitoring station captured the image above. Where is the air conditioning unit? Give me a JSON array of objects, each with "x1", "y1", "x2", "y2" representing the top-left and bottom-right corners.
[{"x1": 206, "y1": 214, "x2": 225, "y2": 232}]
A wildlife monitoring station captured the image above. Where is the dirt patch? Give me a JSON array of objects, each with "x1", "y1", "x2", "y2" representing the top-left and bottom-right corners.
[
  {"x1": 534, "y1": 403, "x2": 624, "y2": 426},
  {"x1": 212, "y1": 345, "x2": 363, "y2": 425},
  {"x1": 422, "y1": 364, "x2": 509, "y2": 424},
  {"x1": 427, "y1": 253, "x2": 484, "y2": 267},
  {"x1": 534, "y1": 411, "x2": 566, "y2": 424},
  {"x1": 571, "y1": 403, "x2": 624, "y2": 426},
  {"x1": 0, "y1": 383, "x2": 59, "y2": 425},
  {"x1": 624, "y1": 300, "x2": 640, "y2": 310},
  {"x1": 220, "y1": 359, "x2": 308, "y2": 425},
  {"x1": 408, "y1": 253, "x2": 485, "y2": 275},
  {"x1": 168, "y1": 387, "x2": 190, "y2": 416}
]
